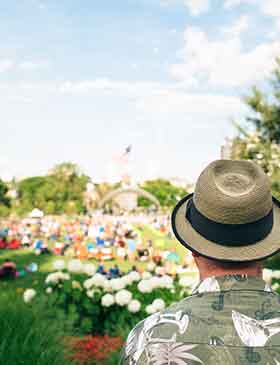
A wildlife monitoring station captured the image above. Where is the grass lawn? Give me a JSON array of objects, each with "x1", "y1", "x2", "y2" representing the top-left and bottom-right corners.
[{"x1": 0, "y1": 224, "x2": 190, "y2": 296}]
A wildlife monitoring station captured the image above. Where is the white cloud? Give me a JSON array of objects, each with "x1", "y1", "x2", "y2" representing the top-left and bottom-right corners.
[
  {"x1": 19, "y1": 61, "x2": 48, "y2": 70},
  {"x1": 222, "y1": 15, "x2": 250, "y2": 37},
  {"x1": 224, "y1": 0, "x2": 258, "y2": 9},
  {"x1": 183, "y1": 0, "x2": 210, "y2": 15},
  {"x1": 57, "y1": 78, "x2": 245, "y2": 120},
  {"x1": 0, "y1": 59, "x2": 14, "y2": 73},
  {"x1": 261, "y1": 0, "x2": 280, "y2": 18},
  {"x1": 136, "y1": 90, "x2": 245, "y2": 118},
  {"x1": 170, "y1": 26, "x2": 280, "y2": 87}
]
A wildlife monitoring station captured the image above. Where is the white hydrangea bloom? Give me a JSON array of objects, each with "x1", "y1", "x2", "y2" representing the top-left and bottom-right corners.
[
  {"x1": 83, "y1": 263, "x2": 96, "y2": 276},
  {"x1": 52, "y1": 259, "x2": 65, "y2": 271},
  {"x1": 111, "y1": 278, "x2": 126, "y2": 291},
  {"x1": 121, "y1": 275, "x2": 133, "y2": 286},
  {"x1": 159, "y1": 275, "x2": 174, "y2": 289},
  {"x1": 46, "y1": 287, "x2": 53, "y2": 294},
  {"x1": 84, "y1": 277, "x2": 95, "y2": 290},
  {"x1": 115, "y1": 289, "x2": 132, "y2": 306},
  {"x1": 101, "y1": 293, "x2": 115, "y2": 307},
  {"x1": 272, "y1": 271, "x2": 280, "y2": 279},
  {"x1": 87, "y1": 290, "x2": 94, "y2": 298},
  {"x1": 67, "y1": 259, "x2": 84, "y2": 273},
  {"x1": 138, "y1": 279, "x2": 153, "y2": 293},
  {"x1": 102, "y1": 279, "x2": 112, "y2": 292},
  {"x1": 91, "y1": 273, "x2": 107, "y2": 288},
  {"x1": 152, "y1": 298, "x2": 165, "y2": 311},
  {"x1": 149, "y1": 276, "x2": 161, "y2": 289},
  {"x1": 179, "y1": 275, "x2": 197, "y2": 288},
  {"x1": 128, "y1": 271, "x2": 141, "y2": 282},
  {"x1": 146, "y1": 304, "x2": 157, "y2": 314},
  {"x1": 142, "y1": 271, "x2": 152, "y2": 280},
  {"x1": 23, "y1": 289, "x2": 37, "y2": 303},
  {"x1": 45, "y1": 271, "x2": 70, "y2": 284},
  {"x1": 128, "y1": 299, "x2": 141, "y2": 313}
]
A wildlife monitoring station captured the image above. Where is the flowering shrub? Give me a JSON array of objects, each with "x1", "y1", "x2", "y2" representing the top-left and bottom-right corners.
[
  {"x1": 25, "y1": 259, "x2": 195, "y2": 336},
  {"x1": 68, "y1": 335, "x2": 123, "y2": 365}
]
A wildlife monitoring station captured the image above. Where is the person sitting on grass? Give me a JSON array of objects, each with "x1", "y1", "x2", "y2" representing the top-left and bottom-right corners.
[
  {"x1": 0, "y1": 259, "x2": 17, "y2": 279},
  {"x1": 108, "y1": 264, "x2": 121, "y2": 279},
  {"x1": 96, "y1": 261, "x2": 106, "y2": 275}
]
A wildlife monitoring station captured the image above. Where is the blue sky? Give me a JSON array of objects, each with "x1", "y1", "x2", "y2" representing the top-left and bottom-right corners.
[{"x1": 0, "y1": 0, "x2": 279, "y2": 182}]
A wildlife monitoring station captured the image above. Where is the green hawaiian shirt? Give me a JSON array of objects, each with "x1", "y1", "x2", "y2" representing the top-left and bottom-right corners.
[{"x1": 120, "y1": 275, "x2": 280, "y2": 365}]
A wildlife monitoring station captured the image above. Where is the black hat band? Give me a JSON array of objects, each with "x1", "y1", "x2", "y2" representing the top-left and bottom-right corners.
[{"x1": 185, "y1": 196, "x2": 274, "y2": 247}]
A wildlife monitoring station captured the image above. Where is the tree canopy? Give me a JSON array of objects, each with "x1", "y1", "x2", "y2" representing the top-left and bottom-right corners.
[
  {"x1": 15, "y1": 162, "x2": 90, "y2": 216},
  {"x1": 232, "y1": 58, "x2": 280, "y2": 199},
  {"x1": 139, "y1": 179, "x2": 187, "y2": 207}
]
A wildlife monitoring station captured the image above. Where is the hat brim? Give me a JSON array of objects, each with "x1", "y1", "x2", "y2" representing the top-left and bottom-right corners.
[{"x1": 172, "y1": 194, "x2": 280, "y2": 262}]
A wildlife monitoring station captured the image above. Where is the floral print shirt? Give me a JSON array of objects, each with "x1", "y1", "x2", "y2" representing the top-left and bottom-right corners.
[{"x1": 120, "y1": 275, "x2": 280, "y2": 364}]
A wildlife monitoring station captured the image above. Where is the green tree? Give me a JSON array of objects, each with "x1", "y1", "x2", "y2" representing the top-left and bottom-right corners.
[
  {"x1": 139, "y1": 179, "x2": 187, "y2": 207},
  {"x1": 243, "y1": 58, "x2": 280, "y2": 143},
  {"x1": 0, "y1": 179, "x2": 10, "y2": 216},
  {"x1": 0, "y1": 179, "x2": 10, "y2": 207},
  {"x1": 232, "y1": 58, "x2": 280, "y2": 199},
  {"x1": 16, "y1": 162, "x2": 90, "y2": 215}
]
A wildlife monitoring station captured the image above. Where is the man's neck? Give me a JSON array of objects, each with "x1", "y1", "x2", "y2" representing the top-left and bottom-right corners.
[{"x1": 199, "y1": 266, "x2": 262, "y2": 281}]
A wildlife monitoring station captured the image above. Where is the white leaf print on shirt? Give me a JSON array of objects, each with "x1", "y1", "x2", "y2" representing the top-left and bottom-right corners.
[
  {"x1": 149, "y1": 343, "x2": 203, "y2": 365},
  {"x1": 126, "y1": 311, "x2": 190, "y2": 363},
  {"x1": 195, "y1": 277, "x2": 220, "y2": 294},
  {"x1": 232, "y1": 310, "x2": 280, "y2": 347}
]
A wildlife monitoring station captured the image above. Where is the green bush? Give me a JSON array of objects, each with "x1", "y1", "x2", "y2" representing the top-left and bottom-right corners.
[
  {"x1": 0, "y1": 293, "x2": 73, "y2": 365},
  {"x1": 41, "y1": 270, "x2": 191, "y2": 338}
]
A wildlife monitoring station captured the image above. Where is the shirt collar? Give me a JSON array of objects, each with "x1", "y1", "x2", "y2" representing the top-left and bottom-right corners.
[{"x1": 192, "y1": 274, "x2": 272, "y2": 295}]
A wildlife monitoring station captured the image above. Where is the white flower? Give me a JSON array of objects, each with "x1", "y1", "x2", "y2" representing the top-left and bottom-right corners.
[
  {"x1": 53, "y1": 260, "x2": 65, "y2": 271},
  {"x1": 128, "y1": 299, "x2": 141, "y2": 313},
  {"x1": 115, "y1": 289, "x2": 132, "y2": 306},
  {"x1": 152, "y1": 298, "x2": 165, "y2": 311},
  {"x1": 46, "y1": 287, "x2": 53, "y2": 294},
  {"x1": 146, "y1": 304, "x2": 157, "y2": 314},
  {"x1": 272, "y1": 271, "x2": 280, "y2": 279},
  {"x1": 149, "y1": 276, "x2": 161, "y2": 289},
  {"x1": 142, "y1": 271, "x2": 152, "y2": 280},
  {"x1": 23, "y1": 289, "x2": 36, "y2": 303},
  {"x1": 45, "y1": 271, "x2": 70, "y2": 284},
  {"x1": 147, "y1": 262, "x2": 156, "y2": 272},
  {"x1": 87, "y1": 290, "x2": 94, "y2": 298},
  {"x1": 111, "y1": 278, "x2": 126, "y2": 291},
  {"x1": 83, "y1": 263, "x2": 96, "y2": 276},
  {"x1": 121, "y1": 275, "x2": 133, "y2": 286},
  {"x1": 138, "y1": 280, "x2": 153, "y2": 293},
  {"x1": 101, "y1": 293, "x2": 115, "y2": 307},
  {"x1": 84, "y1": 273, "x2": 106, "y2": 289},
  {"x1": 272, "y1": 283, "x2": 280, "y2": 291},
  {"x1": 67, "y1": 259, "x2": 84, "y2": 273},
  {"x1": 263, "y1": 269, "x2": 273, "y2": 284},
  {"x1": 179, "y1": 275, "x2": 196, "y2": 288},
  {"x1": 102, "y1": 279, "x2": 112, "y2": 292},
  {"x1": 35, "y1": 249, "x2": 41, "y2": 256},
  {"x1": 159, "y1": 275, "x2": 173, "y2": 289},
  {"x1": 128, "y1": 271, "x2": 141, "y2": 282}
]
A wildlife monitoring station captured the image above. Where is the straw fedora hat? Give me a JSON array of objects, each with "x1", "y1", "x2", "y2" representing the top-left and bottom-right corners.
[{"x1": 171, "y1": 160, "x2": 280, "y2": 262}]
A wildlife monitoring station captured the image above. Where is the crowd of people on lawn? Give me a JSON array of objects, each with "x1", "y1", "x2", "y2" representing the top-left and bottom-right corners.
[{"x1": 0, "y1": 213, "x2": 196, "y2": 280}]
